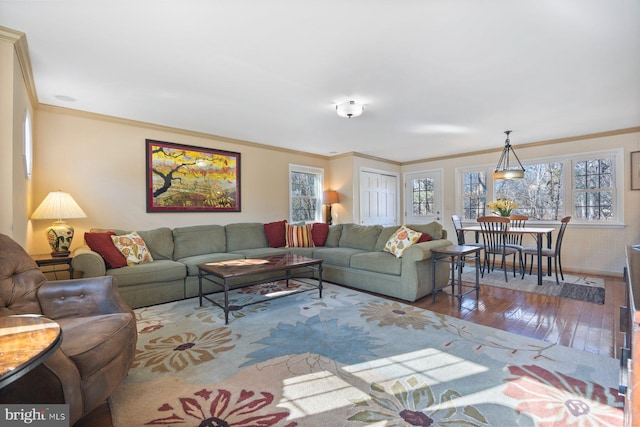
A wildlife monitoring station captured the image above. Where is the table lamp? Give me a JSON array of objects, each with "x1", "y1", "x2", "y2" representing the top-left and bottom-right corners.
[
  {"x1": 323, "y1": 190, "x2": 339, "y2": 225},
  {"x1": 31, "y1": 191, "x2": 87, "y2": 257}
]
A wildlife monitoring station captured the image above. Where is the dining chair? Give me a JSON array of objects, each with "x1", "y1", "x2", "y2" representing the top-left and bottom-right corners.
[
  {"x1": 451, "y1": 215, "x2": 483, "y2": 248},
  {"x1": 505, "y1": 214, "x2": 528, "y2": 269},
  {"x1": 451, "y1": 215, "x2": 484, "y2": 271},
  {"x1": 477, "y1": 216, "x2": 520, "y2": 281},
  {"x1": 522, "y1": 216, "x2": 571, "y2": 284}
]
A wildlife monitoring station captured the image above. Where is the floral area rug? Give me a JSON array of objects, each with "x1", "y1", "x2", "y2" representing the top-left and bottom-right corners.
[
  {"x1": 110, "y1": 280, "x2": 623, "y2": 426},
  {"x1": 460, "y1": 265, "x2": 606, "y2": 304}
]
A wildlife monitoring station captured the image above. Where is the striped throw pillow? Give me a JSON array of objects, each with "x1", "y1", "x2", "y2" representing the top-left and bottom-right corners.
[{"x1": 285, "y1": 223, "x2": 315, "y2": 248}]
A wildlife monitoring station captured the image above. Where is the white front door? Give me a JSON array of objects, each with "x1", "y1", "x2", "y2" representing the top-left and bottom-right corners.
[
  {"x1": 360, "y1": 170, "x2": 398, "y2": 226},
  {"x1": 404, "y1": 170, "x2": 443, "y2": 224}
]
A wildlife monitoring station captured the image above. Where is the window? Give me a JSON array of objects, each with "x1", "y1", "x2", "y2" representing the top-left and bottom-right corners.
[
  {"x1": 289, "y1": 165, "x2": 323, "y2": 223},
  {"x1": 573, "y1": 157, "x2": 614, "y2": 221},
  {"x1": 461, "y1": 171, "x2": 487, "y2": 220},
  {"x1": 23, "y1": 109, "x2": 32, "y2": 179},
  {"x1": 457, "y1": 149, "x2": 622, "y2": 224},
  {"x1": 411, "y1": 177, "x2": 435, "y2": 216},
  {"x1": 495, "y1": 162, "x2": 564, "y2": 220}
]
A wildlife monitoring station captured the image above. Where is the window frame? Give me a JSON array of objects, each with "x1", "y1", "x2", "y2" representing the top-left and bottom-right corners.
[
  {"x1": 289, "y1": 164, "x2": 324, "y2": 224},
  {"x1": 455, "y1": 148, "x2": 624, "y2": 227}
]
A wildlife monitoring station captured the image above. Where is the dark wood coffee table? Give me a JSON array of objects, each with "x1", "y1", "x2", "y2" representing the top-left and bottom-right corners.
[{"x1": 198, "y1": 254, "x2": 323, "y2": 324}]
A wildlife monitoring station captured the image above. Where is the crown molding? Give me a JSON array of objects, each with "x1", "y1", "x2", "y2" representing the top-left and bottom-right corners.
[
  {"x1": 0, "y1": 26, "x2": 38, "y2": 107},
  {"x1": 401, "y1": 127, "x2": 640, "y2": 166},
  {"x1": 37, "y1": 103, "x2": 331, "y2": 160}
]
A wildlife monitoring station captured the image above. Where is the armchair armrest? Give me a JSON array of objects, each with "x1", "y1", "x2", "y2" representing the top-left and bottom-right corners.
[
  {"x1": 71, "y1": 246, "x2": 107, "y2": 277},
  {"x1": 37, "y1": 276, "x2": 133, "y2": 319}
]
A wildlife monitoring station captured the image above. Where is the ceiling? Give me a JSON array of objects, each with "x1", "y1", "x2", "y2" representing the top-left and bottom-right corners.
[{"x1": 1, "y1": 0, "x2": 639, "y2": 163}]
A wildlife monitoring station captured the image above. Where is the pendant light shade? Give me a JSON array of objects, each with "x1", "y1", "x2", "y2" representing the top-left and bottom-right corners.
[{"x1": 493, "y1": 130, "x2": 525, "y2": 180}]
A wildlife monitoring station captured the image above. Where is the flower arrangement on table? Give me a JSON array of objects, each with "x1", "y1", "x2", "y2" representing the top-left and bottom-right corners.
[{"x1": 487, "y1": 198, "x2": 518, "y2": 217}]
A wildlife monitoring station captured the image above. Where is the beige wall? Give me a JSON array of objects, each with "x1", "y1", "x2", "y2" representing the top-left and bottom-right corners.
[
  {"x1": 401, "y1": 131, "x2": 640, "y2": 277},
  {"x1": 29, "y1": 107, "x2": 329, "y2": 254},
  {"x1": 0, "y1": 30, "x2": 33, "y2": 247}
]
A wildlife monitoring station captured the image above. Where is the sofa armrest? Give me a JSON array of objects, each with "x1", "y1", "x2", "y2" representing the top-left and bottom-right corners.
[
  {"x1": 38, "y1": 276, "x2": 133, "y2": 319},
  {"x1": 71, "y1": 246, "x2": 107, "y2": 277},
  {"x1": 401, "y1": 239, "x2": 454, "y2": 262}
]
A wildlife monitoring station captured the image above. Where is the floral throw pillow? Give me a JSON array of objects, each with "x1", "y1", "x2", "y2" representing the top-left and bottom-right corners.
[
  {"x1": 111, "y1": 231, "x2": 154, "y2": 266},
  {"x1": 384, "y1": 225, "x2": 423, "y2": 258}
]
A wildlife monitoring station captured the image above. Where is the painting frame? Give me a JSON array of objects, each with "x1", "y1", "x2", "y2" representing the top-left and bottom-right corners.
[
  {"x1": 632, "y1": 151, "x2": 640, "y2": 191},
  {"x1": 146, "y1": 139, "x2": 241, "y2": 212}
]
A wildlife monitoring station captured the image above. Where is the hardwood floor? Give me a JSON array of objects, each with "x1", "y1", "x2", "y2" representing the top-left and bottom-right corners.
[
  {"x1": 412, "y1": 272, "x2": 625, "y2": 359},
  {"x1": 75, "y1": 272, "x2": 625, "y2": 426}
]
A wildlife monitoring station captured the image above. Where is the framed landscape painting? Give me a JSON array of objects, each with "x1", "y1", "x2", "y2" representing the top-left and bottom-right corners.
[{"x1": 146, "y1": 139, "x2": 241, "y2": 212}]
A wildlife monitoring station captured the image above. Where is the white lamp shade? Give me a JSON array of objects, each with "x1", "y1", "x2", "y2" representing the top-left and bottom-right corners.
[{"x1": 31, "y1": 191, "x2": 87, "y2": 220}]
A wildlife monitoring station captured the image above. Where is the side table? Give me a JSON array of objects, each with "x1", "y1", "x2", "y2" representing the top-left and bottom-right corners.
[
  {"x1": 431, "y1": 245, "x2": 481, "y2": 309},
  {"x1": 32, "y1": 254, "x2": 74, "y2": 280},
  {"x1": 0, "y1": 316, "x2": 62, "y2": 388}
]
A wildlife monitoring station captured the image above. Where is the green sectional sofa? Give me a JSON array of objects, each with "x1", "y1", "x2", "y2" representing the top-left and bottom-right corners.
[{"x1": 71, "y1": 222, "x2": 452, "y2": 308}]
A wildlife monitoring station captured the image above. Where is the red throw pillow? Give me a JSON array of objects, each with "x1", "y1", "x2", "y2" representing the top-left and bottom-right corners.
[
  {"x1": 311, "y1": 223, "x2": 329, "y2": 246},
  {"x1": 264, "y1": 220, "x2": 287, "y2": 248},
  {"x1": 417, "y1": 233, "x2": 432, "y2": 243},
  {"x1": 84, "y1": 231, "x2": 127, "y2": 269}
]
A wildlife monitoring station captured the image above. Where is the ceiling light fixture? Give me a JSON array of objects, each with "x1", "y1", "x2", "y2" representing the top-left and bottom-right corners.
[
  {"x1": 493, "y1": 130, "x2": 525, "y2": 180},
  {"x1": 336, "y1": 101, "x2": 364, "y2": 119}
]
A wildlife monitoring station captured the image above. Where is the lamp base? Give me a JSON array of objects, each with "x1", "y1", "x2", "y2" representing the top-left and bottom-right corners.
[
  {"x1": 51, "y1": 250, "x2": 71, "y2": 258},
  {"x1": 46, "y1": 221, "x2": 75, "y2": 257}
]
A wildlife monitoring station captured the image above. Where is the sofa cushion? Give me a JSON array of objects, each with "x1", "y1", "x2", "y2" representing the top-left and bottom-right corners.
[
  {"x1": 264, "y1": 220, "x2": 287, "y2": 248},
  {"x1": 173, "y1": 225, "x2": 226, "y2": 259},
  {"x1": 384, "y1": 225, "x2": 422, "y2": 258},
  {"x1": 311, "y1": 223, "x2": 329, "y2": 246},
  {"x1": 350, "y1": 252, "x2": 402, "y2": 276},
  {"x1": 285, "y1": 223, "x2": 314, "y2": 248},
  {"x1": 324, "y1": 224, "x2": 343, "y2": 247},
  {"x1": 137, "y1": 227, "x2": 174, "y2": 260},
  {"x1": 313, "y1": 247, "x2": 368, "y2": 267},
  {"x1": 226, "y1": 223, "x2": 268, "y2": 251},
  {"x1": 406, "y1": 222, "x2": 443, "y2": 240},
  {"x1": 374, "y1": 226, "x2": 400, "y2": 251},
  {"x1": 107, "y1": 260, "x2": 185, "y2": 287},
  {"x1": 178, "y1": 253, "x2": 245, "y2": 276},
  {"x1": 338, "y1": 224, "x2": 383, "y2": 251},
  {"x1": 111, "y1": 232, "x2": 154, "y2": 265},
  {"x1": 84, "y1": 231, "x2": 127, "y2": 269}
]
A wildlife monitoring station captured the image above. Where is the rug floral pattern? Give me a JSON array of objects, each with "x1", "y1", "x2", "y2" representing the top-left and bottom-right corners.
[{"x1": 110, "y1": 280, "x2": 623, "y2": 426}]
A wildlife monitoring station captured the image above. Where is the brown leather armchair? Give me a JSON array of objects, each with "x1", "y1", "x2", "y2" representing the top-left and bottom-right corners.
[{"x1": 0, "y1": 233, "x2": 137, "y2": 426}]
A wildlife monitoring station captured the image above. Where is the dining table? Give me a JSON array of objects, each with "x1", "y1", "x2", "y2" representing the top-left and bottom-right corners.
[{"x1": 459, "y1": 224, "x2": 556, "y2": 286}]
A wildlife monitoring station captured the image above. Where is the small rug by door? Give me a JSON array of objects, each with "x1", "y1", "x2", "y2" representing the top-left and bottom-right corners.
[
  {"x1": 110, "y1": 280, "x2": 622, "y2": 426},
  {"x1": 460, "y1": 265, "x2": 606, "y2": 304}
]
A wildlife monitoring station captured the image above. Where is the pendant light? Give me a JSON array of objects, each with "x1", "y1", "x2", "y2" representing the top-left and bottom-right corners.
[{"x1": 493, "y1": 130, "x2": 525, "y2": 180}]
